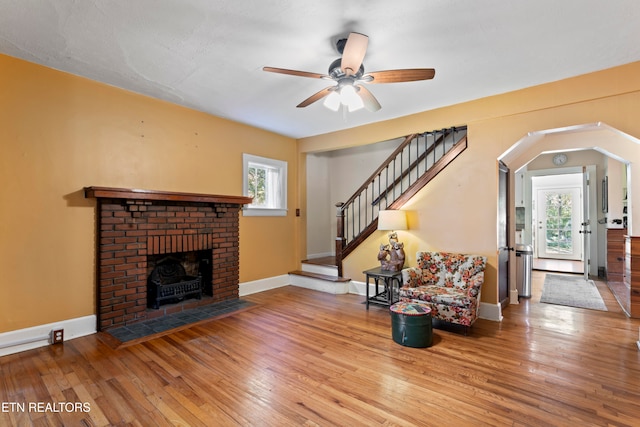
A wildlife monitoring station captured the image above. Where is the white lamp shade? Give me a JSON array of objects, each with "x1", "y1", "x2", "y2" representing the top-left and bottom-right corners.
[
  {"x1": 340, "y1": 85, "x2": 364, "y2": 112},
  {"x1": 377, "y1": 210, "x2": 407, "y2": 231},
  {"x1": 323, "y1": 91, "x2": 341, "y2": 111}
]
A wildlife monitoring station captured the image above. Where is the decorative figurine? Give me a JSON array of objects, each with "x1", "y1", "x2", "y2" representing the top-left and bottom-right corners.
[
  {"x1": 377, "y1": 244, "x2": 390, "y2": 263},
  {"x1": 379, "y1": 238, "x2": 405, "y2": 272}
]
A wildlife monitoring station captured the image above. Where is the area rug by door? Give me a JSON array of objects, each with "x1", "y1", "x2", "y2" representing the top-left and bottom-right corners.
[{"x1": 540, "y1": 274, "x2": 607, "y2": 311}]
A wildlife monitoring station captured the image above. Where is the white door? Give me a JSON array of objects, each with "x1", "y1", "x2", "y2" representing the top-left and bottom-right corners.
[
  {"x1": 581, "y1": 168, "x2": 591, "y2": 279},
  {"x1": 536, "y1": 187, "x2": 582, "y2": 260}
]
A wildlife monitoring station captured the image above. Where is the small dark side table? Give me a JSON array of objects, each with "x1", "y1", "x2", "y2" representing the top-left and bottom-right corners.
[{"x1": 363, "y1": 266, "x2": 404, "y2": 309}]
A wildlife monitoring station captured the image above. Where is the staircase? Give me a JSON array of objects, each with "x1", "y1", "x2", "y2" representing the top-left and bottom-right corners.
[{"x1": 289, "y1": 125, "x2": 468, "y2": 289}]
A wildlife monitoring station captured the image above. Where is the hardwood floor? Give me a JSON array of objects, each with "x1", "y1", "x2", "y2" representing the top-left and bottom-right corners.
[{"x1": 2, "y1": 273, "x2": 640, "y2": 426}]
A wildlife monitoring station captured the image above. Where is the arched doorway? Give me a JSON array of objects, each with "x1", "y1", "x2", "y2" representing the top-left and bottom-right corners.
[{"x1": 498, "y1": 122, "x2": 639, "y2": 315}]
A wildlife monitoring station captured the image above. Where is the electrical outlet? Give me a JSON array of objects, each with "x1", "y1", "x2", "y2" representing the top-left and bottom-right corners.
[{"x1": 51, "y1": 329, "x2": 64, "y2": 344}]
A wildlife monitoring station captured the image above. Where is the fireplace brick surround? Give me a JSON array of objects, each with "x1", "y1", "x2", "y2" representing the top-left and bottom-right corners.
[{"x1": 85, "y1": 187, "x2": 251, "y2": 331}]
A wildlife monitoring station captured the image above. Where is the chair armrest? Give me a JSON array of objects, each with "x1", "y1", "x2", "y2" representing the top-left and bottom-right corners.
[
  {"x1": 465, "y1": 272, "x2": 485, "y2": 298},
  {"x1": 402, "y1": 267, "x2": 423, "y2": 287}
]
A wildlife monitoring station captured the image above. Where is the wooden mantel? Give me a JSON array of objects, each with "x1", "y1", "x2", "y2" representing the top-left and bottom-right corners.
[{"x1": 84, "y1": 186, "x2": 252, "y2": 205}]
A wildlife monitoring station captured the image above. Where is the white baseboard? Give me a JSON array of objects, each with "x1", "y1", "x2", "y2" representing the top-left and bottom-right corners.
[
  {"x1": 348, "y1": 280, "x2": 366, "y2": 296},
  {"x1": 0, "y1": 315, "x2": 96, "y2": 357},
  {"x1": 510, "y1": 289, "x2": 520, "y2": 304},
  {"x1": 239, "y1": 274, "x2": 290, "y2": 296},
  {"x1": 479, "y1": 302, "x2": 503, "y2": 322},
  {"x1": 349, "y1": 280, "x2": 407, "y2": 298},
  {"x1": 240, "y1": 273, "x2": 363, "y2": 296},
  {"x1": 289, "y1": 274, "x2": 349, "y2": 294}
]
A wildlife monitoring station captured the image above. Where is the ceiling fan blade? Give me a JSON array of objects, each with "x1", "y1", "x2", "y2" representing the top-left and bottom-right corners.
[
  {"x1": 357, "y1": 85, "x2": 381, "y2": 112},
  {"x1": 341, "y1": 32, "x2": 368, "y2": 76},
  {"x1": 366, "y1": 68, "x2": 436, "y2": 84},
  {"x1": 296, "y1": 86, "x2": 334, "y2": 108},
  {"x1": 263, "y1": 66, "x2": 328, "y2": 79}
]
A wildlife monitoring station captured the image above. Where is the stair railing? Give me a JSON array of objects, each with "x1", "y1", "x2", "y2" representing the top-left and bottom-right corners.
[{"x1": 335, "y1": 126, "x2": 467, "y2": 275}]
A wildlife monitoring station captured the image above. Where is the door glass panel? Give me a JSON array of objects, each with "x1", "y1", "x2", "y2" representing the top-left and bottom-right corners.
[{"x1": 544, "y1": 192, "x2": 574, "y2": 255}]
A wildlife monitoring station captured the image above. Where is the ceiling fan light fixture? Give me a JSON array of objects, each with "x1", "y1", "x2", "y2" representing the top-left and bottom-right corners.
[
  {"x1": 340, "y1": 84, "x2": 364, "y2": 112},
  {"x1": 323, "y1": 90, "x2": 341, "y2": 111}
]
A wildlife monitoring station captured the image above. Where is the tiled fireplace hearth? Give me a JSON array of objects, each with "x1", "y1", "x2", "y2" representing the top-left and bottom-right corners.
[{"x1": 85, "y1": 187, "x2": 251, "y2": 331}]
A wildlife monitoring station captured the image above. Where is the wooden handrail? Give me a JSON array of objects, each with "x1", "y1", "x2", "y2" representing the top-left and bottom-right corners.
[
  {"x1": 370, "y1": 130, "x2": 451, "y2": 206},
  {"x1": 341, "y1": 134, "x2": 418, "y2": 209}
]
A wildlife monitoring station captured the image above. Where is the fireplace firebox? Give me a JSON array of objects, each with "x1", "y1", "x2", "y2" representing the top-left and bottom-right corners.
[{"x1": 147, "y1": 256, "x2": 202, "y2": 309}]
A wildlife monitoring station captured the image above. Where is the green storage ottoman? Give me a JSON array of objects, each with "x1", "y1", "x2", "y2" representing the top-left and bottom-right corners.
[{"x1": 390, "y1": 302, "x2": 433, "y2": 348}]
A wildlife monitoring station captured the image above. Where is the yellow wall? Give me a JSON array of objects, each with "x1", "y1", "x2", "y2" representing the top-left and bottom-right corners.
[
  {"x1": 3, "y1": 51, "x2": 640, "y2": 332},
  {"x1": 0, "y1": 54, "x2": 299, "y2": 333},
  {"x1": 299, "y1": 61, "x2": 640, "y2": 306}
]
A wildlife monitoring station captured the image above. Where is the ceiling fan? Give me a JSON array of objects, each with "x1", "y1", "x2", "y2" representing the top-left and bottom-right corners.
[{"x1": 263, "y1": 32, "x2": 435, "y2": 112}]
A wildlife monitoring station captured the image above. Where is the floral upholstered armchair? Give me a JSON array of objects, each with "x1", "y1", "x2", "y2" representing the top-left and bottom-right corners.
[{"x1": 399, "y1": 251, "x2": 487, "y2": 332}]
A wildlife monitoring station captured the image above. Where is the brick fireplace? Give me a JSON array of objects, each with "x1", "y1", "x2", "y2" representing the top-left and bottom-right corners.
[{"x1": 85, "y1": 187, "x2": 251, "y2": 331}]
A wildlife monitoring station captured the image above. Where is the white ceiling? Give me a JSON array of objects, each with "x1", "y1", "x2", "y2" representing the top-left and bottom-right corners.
[{"x1": 1, "y1": 1, "x2": 639, "y2": 139}]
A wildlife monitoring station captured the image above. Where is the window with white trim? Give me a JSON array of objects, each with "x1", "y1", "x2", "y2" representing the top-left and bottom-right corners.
[{"x1": 242, "y1": 154, "x2": 287, "y2": 216}]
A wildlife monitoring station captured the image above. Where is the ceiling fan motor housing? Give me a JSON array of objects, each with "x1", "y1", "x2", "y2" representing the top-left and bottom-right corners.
[{"x1": 328, "y1": 58, "x2": 364, "y2": 80}]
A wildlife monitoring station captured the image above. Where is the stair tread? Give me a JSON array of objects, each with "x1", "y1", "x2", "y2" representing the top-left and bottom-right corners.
[{"x1": 289, "y1": 270, "x2": 350, "y2": 282}]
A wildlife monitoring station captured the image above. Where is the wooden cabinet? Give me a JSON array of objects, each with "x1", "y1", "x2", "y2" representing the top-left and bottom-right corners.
[
  {"x1": 624, "y1": 236, "x2": 640, "y2": 318},
  {"x1": 607, "y1": 228, "x2": 626, "y2": 282}
]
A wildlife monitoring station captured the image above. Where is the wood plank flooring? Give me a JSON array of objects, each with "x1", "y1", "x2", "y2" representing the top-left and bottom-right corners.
[{"x1": 1, "y1": 272, "x2": 640, "y2": 426}]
